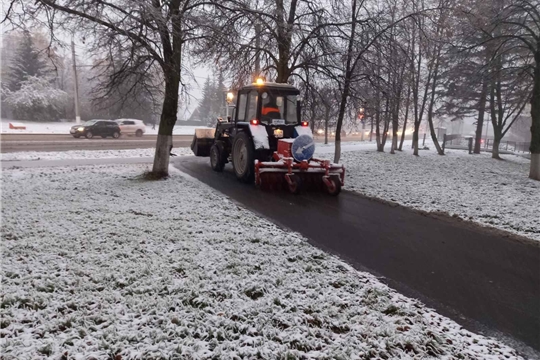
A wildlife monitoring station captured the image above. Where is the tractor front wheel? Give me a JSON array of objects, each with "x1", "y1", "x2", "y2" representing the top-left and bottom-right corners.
[
  {"x1": 232, "y1": 132, "x2": 255, "y2": 183},
  {"x1": 210, "y1": 141, "x2": 227, "y2": 172}
]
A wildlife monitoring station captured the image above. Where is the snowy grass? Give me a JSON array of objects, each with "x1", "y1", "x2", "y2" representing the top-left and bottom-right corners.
[
  {"x1": 341, "y1": 147, "x2": 539, "y2": 241},
  {"x1": 1, "y1": 164, "x2": 523, "y2": 359}
]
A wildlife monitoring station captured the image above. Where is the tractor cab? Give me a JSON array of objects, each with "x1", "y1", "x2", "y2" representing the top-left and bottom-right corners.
[
  {"x1": 234, "y1": 82, "x2": 300, "y2": 125},
  {"x1": 228, "y1": 82, "x2": 309, "y2": 150}
]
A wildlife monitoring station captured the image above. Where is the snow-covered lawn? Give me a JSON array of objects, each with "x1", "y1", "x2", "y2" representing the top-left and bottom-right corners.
[
  {"x1": 1, "y1": 148, "x2": 192, "y2": 161},
  {"x1": 1, "y1": 121, "x2": 210, "y2": 135},
  {"x1": 1, "y1": 164, "x2": 523, "y2": 359},
  {"x1": 341, "y1": 148, "x2": 540, "y2": 241}
]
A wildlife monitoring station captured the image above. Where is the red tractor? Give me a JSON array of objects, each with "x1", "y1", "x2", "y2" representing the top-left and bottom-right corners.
[{"x1": 191, "y1": 80, "x2": 345, "y2": 195}]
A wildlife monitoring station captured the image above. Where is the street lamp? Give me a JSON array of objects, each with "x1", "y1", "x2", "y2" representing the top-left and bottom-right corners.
[{"x1": 358, "y1": 106, "x2": 366, "y2": 141}]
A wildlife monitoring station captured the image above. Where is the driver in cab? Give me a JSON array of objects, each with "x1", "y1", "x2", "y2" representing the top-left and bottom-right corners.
[{"x1": 261, "y1": 93, "x2": 282, "y2": 122}]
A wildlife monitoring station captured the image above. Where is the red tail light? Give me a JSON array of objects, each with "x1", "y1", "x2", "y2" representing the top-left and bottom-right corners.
[
  {"x1": 301, "y1": 121, "x2": 309, "y2": 127},
  {"x1": 250, "y1": 119, "x2": 260, "y2": 125}
]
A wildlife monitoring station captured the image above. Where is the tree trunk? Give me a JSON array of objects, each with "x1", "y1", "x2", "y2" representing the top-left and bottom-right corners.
[
  {"x1": 333, "y1": 0, "x2": 357, "y2": 164},
  {"x1": 426, "y1": 54, "x2": 443, "y2": 155},
  {"x1": 324, "y1": 106, "x2": 330, "y2": 145},
  {"x1": 531, "y1": 153, "x2": 540, "y2": 180},
  {"x1": 379, "y1": 98, "x2": 389, "y2": 152},
  {"x1": 492, "y1": 137, "x2": 501, "y2": 159},
  {"x1": 399, "y1": 85, "x2": 411, "y2": 151},
  {"x1": 334, "y1": 84, "x2": 349, "y2": 163},
  {"x1": 369, "y1": 116, "x2": 373, "y2": 142},
  {"x1": 375, "y1": 104, "x2": 382, "y2": 151},
  {"x1": 474, "y1": 77, "x2": 488, "y2": 154},
  {"x1": 413, "y1": 127, "x2": 420, "y2": 156},
  {"x1": 391, "y1": 99, "x2": 400, "y2": 154},
  {"x1": 530, "y1": 51, "x2": 540, "y2": 180},
  {"x1": 152, "y1": 74, "x2": 179, "y2": 176},
  {"x1": 275, "y1": 0, "x2": 294, "y2": 83}
]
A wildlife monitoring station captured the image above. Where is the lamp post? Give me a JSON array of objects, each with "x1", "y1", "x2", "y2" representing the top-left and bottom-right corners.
[
  {"x1": 71, "y1": 37, "x2": 81, "y2": 124},
  {"x1": 358, "y1": 107, "x2": 365, "y2": 141}
]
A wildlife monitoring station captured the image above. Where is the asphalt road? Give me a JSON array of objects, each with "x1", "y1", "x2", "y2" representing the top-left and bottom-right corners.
[
  {"x1": 0, "y1": 134, "x2": 193, "y2": 153},
  {"x1": 174, "y1": 156, "x2": 540, "y2": 355}
]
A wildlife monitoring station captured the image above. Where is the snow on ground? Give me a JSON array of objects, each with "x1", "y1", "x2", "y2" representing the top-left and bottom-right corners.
[
  {"x1": 1, "y1": 164, "x2": 523, "y2": 359},
  {"x1": 1, "y1": 121, "x2": 210, "y2": 135},
  {"x1": 341, "y1": 147, "x2": 540, "y2": 241},
  {"x1": 315, "y1": 141, "x2": 378, "y2": 155},
  {"x1": 1, "y1": 147, "x2": 193, "y2": 161}
]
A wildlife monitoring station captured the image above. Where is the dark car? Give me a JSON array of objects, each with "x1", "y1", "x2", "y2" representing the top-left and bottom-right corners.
[{"x1": 70, "y1": 120, "x2": 121, "y2": 139}]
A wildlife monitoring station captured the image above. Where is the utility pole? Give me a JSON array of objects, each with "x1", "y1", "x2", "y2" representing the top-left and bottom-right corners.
[{"x1": 71, "y1": 40, "x2": 81, "y2": 124}]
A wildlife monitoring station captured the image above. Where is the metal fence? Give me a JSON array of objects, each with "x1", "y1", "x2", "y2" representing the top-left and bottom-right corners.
[
  {"x1": 483, "y1": 139, "x2": 531, "y2": 153},
  {"x1": 443, "y1": 134, "x2": 530, "y2": 154}
]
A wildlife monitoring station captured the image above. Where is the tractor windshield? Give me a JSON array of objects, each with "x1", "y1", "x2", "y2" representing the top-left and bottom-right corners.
[{"x1": 261, "y1": 93, "x2": 298, "y2": 125}]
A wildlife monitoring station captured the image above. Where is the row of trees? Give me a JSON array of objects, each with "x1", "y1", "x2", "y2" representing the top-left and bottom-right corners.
[
  {"x1": 193, "y1": 73, "x2": 227, "y2": 124},
  {"x1": 1, "y1": 31, "x2": 68, "y2": 121},
  {"x1": 4, "y1": 0, "x2": 538, "y2": 180},
  {"x1": 1, "y1": 30, "x2": 162, "y2": 122}
]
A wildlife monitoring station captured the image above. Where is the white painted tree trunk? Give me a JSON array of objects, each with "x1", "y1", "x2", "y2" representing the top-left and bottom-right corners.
[
  {"x1": 334, "y1": 140, "x2": 341, "y2": 164},
  {"x1": 152, "y1": 134, "x2": 172, "y2": 176},
  {"x1": 530, "y1": 153, "x2": 540, "y2": 180}
]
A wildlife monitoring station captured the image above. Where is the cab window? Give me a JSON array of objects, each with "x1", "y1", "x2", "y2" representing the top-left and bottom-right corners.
[
  {"x1": 285, "y1": 95, "x2": 298, "y2": 124},
  {"x1": 261, "y1": 93, "x2": 297, "y2": 124},
  {"x1": 237, "y1": 94, "x2": 247, "y2": 121},
  {"x1": 246, "y1": 91, "x2": 258, "y2": 121}
]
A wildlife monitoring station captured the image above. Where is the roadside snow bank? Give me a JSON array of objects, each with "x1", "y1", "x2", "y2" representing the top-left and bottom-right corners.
[
  {"x1": 1, "y1": 121, "x2": 211, "y2": 135},
  {"x1": 1, "y1": 164, "x2": 522, "y2": 359},
  {"x1": 1, "y1": 147, "x2": 192, "y2": 161},
  {"x1": 342, "y1": 148, "x2": 539, "y2": 241}
]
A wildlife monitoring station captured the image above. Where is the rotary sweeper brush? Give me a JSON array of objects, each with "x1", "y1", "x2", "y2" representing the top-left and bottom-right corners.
[{"x1": 191, "y1": 79, "x2": 345, "y2": 195}]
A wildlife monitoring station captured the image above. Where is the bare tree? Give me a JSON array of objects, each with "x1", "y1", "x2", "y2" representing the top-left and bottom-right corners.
[
  {"x1": 198, "y1": 0, "x2": 334, "y2": 86},
  {"x1": 4, "y1": 0, "x2": 209, "y2": 177},
  {"x1": 490, "y1": 0, "x2": 539, "y2": 178},
  {"x1": 459, "y1": 0, "x2": 538, "y2": 177}
]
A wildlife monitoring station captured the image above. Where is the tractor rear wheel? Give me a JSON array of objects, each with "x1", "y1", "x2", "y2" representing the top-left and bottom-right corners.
[
  {"x1": 210, "y1": 141, "x2": 227, "y2": 172},
  {"x1": 232, "y1": 132, "x2": 255, "y2": 183}
]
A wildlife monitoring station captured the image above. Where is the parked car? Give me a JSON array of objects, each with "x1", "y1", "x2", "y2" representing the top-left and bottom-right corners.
[
  {"x1": 115, "y1": 119, "x2": 146, "y2": 137},
  {"x1": 70, "y1": 120, "x2": 121, "y2": 139}
]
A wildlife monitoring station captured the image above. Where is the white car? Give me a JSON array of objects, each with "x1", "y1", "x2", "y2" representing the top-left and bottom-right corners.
[{"x1": 115, "y1": 119, "x2": 146, "y2": 137}]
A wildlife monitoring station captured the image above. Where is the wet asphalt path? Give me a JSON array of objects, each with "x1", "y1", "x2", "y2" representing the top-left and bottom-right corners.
[{"x1": 174, "y1": 156, "x2": 540, "y2": 355}]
